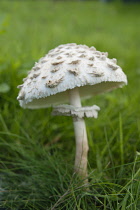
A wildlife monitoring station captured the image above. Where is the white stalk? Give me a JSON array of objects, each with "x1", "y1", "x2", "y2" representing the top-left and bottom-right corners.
[{"x1": 69, "y1": 88, "x2": 89, "y2": 179}]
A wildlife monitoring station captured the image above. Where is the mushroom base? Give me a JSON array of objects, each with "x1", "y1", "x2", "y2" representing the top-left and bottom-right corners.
[{"x1": 73, "y1": 117, "x2": 89, "y2": 179}]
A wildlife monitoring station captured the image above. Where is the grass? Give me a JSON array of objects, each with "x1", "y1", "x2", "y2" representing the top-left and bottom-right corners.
[{"x1": 0, "y1": 0, "x2": 140, "y2": 209}]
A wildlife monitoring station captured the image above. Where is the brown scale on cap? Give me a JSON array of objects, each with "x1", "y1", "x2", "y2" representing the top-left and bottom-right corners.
[
  {"x1": 94, "y1": 51, "x2": 101, "y2": 55},
  {"x1": 40, "y1": 59, "x2": 48, "y2": 64},
  {"x1": 102, "y1": 52, "x2": 108, "y2": 57},
  {"x1": 17, "y1": 91, "x2": 25, "y2": 100},
  {"x1": 29, "y1": 75, "x2": 34, "y2": 79},
  {"x1": 112, "y1": 58, "x2": 117, "y2": 64},
  {"x1": 27, "y1": 70, "x2": 32, "y2": 75},
  {"x1": 42, "y1": 76, "x2": 47, "y2": 79},
  {"x1": 55, "y1": 49, "x2": 60, "y2": 53},
  {"x1": 88, "y1": 63, "x2": 94, "y2": 67},
  {"x1": 46, "y1": 75, "x2": 64, "y2": 88},
  {"x1": 107, "y1": 63, "x2": 118, "y2": 70},
  {"x1": 52, "y1": 60, "x2": 64, "y2": 65},
  {"x1": 27, "y1": 81, "x2": 31, "y2": 86},
  {"x1": 57, "y1": 46, "x2": 63, "y2": 49},
  {"x1": 23, "y1": 78, "x2": 27, "y2": 82},
  {"x1": 100, "y1": 55, "x2": 106, "y2": 61},
  {"x1": 27, "y1": 89, "x2": 32, "y2": 94},
  {"x1": 33, "y1": 66, "x2": 40, "y2": 71},
  {"x1": 51, "y1": 67, "x2": 60, "y2": 73},
  {"x1": 96, "y1": 55, "x2": 101, "y2": 58},
  {"x1": 79, "y1": 54, "x2": 86, "y2": 58},
  {"x1": 89, "y1": 70, "x2": 104, "y2": 77},
  {"x1": 89, "y1": 56, "x2": 95, "y2": 61},
  {"x1": 59, "y1": 50, "x2": 64, "y2": 54},
  {"x1": 34, "y1": 62, "x2": 42, "y2": 68},
  {"x1": 79, "y1": 44, "x2": 89, "y2": 49},
  {"x1": 78, "y1": 50, "x2": 86, "y2": 53},
  {"x1": 33, "y1": 73, "x2": 40, "y2": 78},
  {"x1": 68, "y1": 68, "x2": 79, "y2": 76},
  {"x1": 68, "y1": 60, "x2": 80, "y2": 65},
  {"x1": 39, "y1": 57, "x2": 47, "y2": 63},
  {"x1": 48, "y1": 52, "x2": 58, "y2": 57},
  {"x1": 67, "y1": 52, "x2": 75, "y2": 57},
  {"x1": 90, "y1": 46, "x2": 96, "y2": 51},
  {"x1": 17, "y1": 84, "x2": 23, "y2": 89},
  {"x1": 56, "y1": 56, "x2": 62, "y2": 60}
]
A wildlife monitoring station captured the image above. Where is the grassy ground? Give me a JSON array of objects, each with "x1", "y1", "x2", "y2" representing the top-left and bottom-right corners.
[{"x1": 0, "y1": 1, "x2": 140, "y2": 209}]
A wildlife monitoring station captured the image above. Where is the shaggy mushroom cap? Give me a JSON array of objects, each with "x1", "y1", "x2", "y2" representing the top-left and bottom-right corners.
[{"x1": 17, "y1": 43, "x2": 127, "y2": 109}]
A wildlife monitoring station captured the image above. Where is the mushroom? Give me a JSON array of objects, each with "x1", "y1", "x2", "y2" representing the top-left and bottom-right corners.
[{"x1": 17, "y1": 43, "x2": 127, "y2": 181}]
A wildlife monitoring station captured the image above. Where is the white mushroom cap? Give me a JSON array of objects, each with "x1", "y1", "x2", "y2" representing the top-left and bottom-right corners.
[{"x1": 17, "y1": 43, "x2": 127, "y2": 109}]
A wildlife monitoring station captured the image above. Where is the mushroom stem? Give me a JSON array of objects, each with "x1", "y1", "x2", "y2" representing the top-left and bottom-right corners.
[{"x1": 69, "y1": 88, "x2": 89, "y2": 179}]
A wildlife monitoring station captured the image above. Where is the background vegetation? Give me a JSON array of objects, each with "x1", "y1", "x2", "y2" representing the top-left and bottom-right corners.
[{"x1": 0, "y1": 1, "x2": 140, "y2": 209}]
